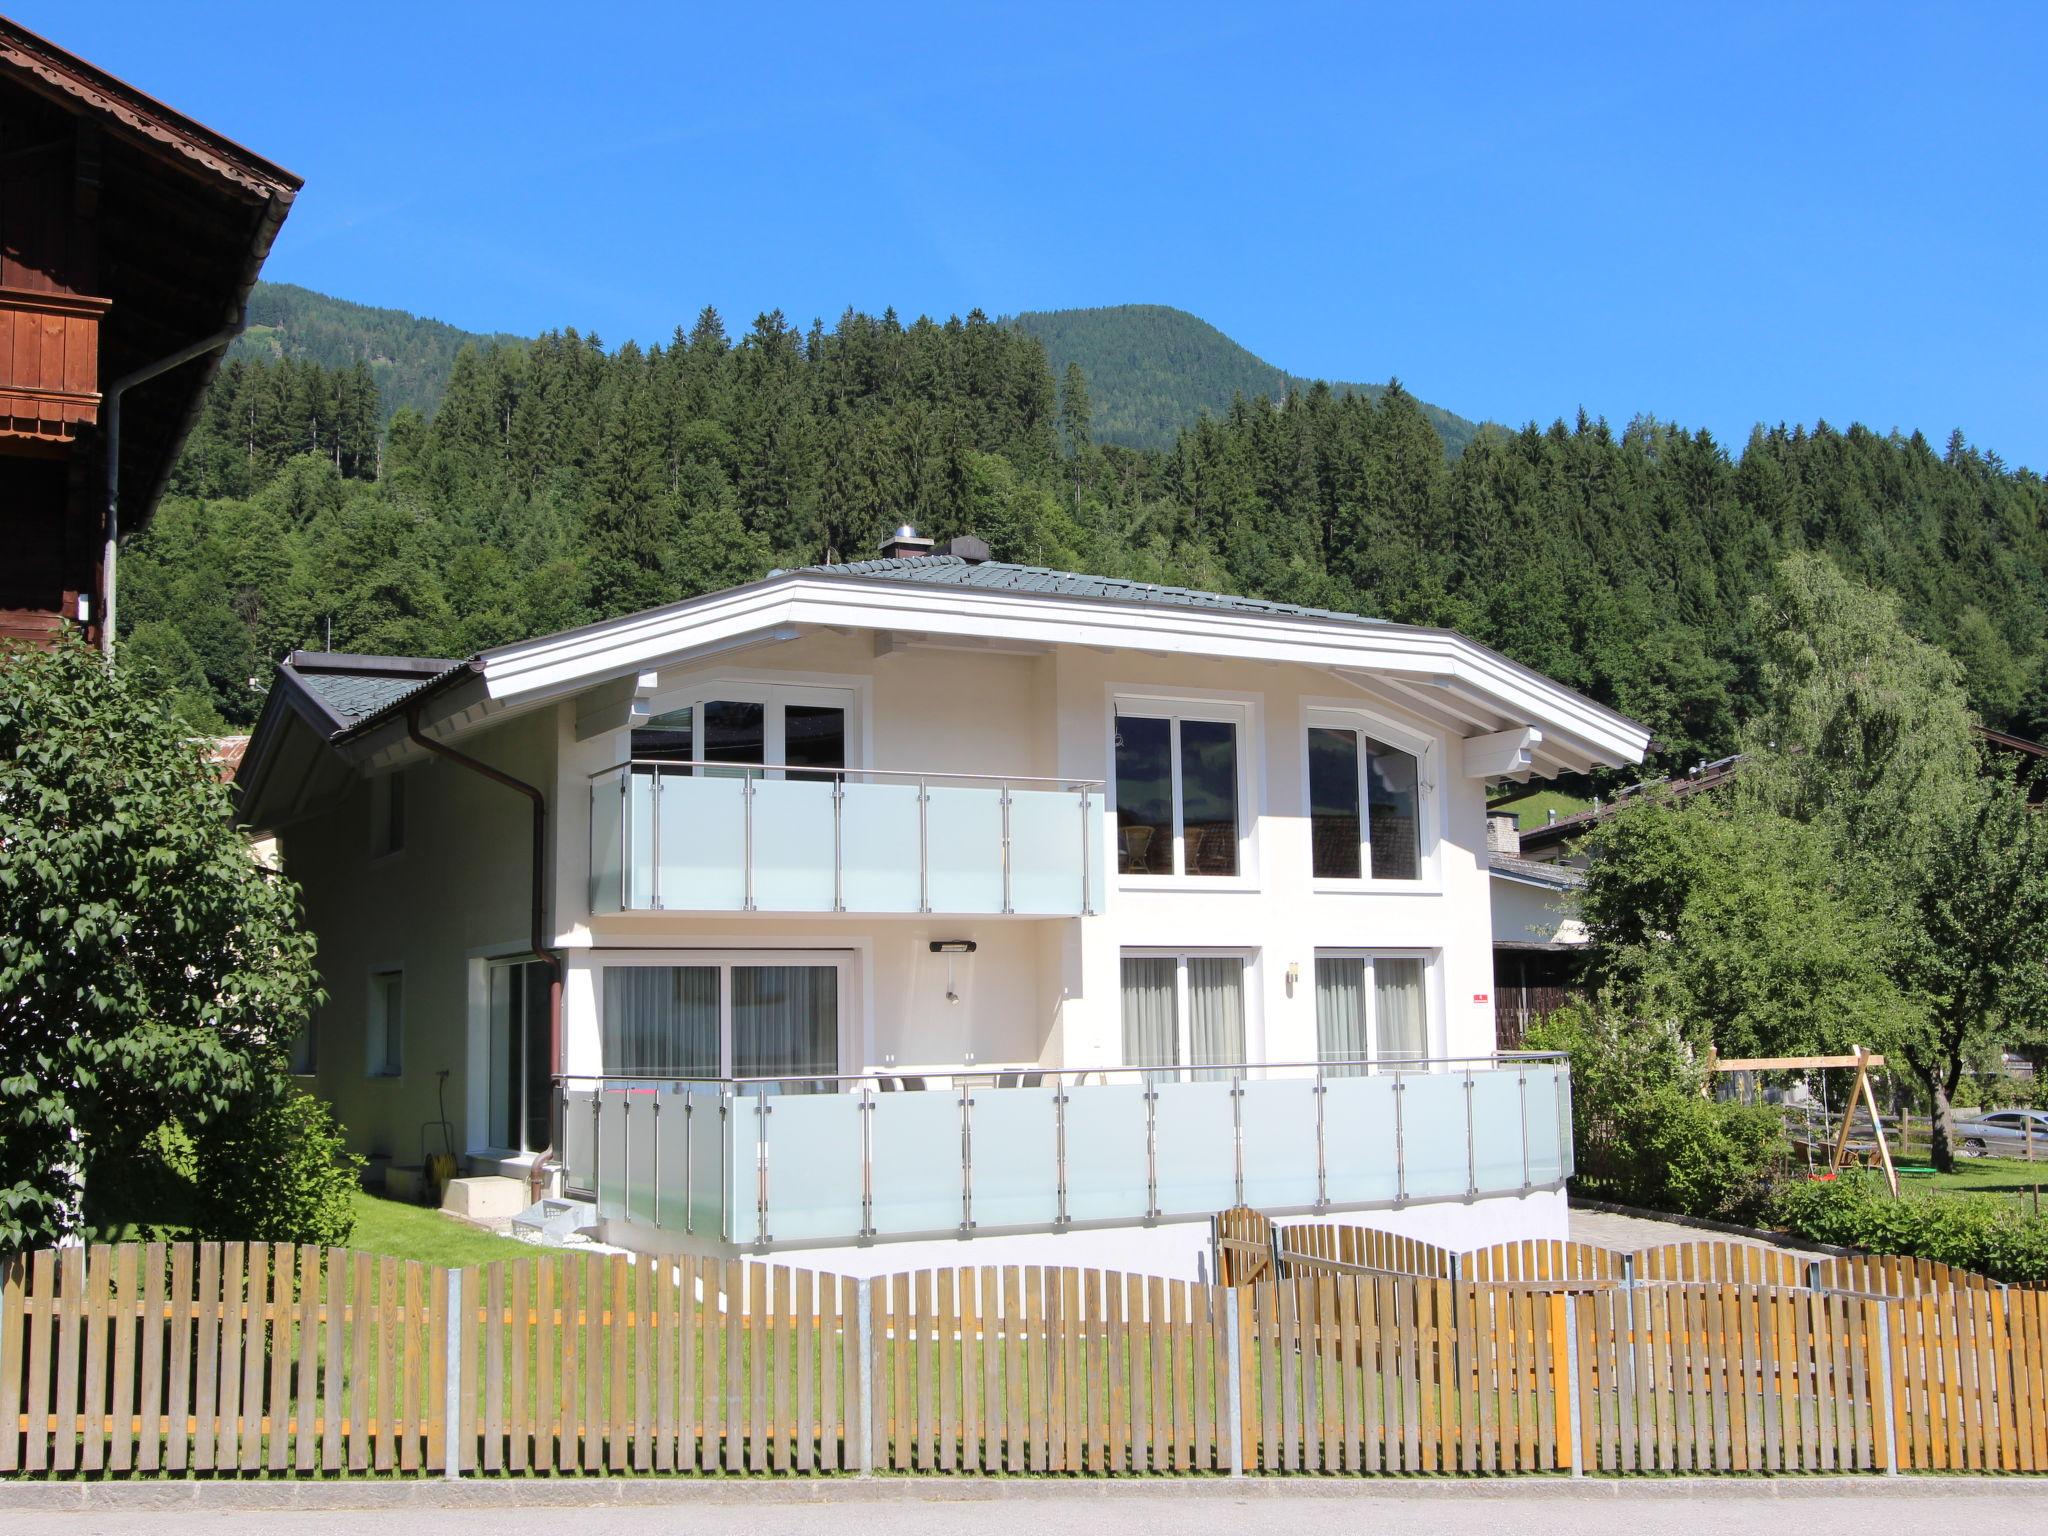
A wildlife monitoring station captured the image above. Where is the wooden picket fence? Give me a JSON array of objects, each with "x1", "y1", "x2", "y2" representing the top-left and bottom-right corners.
[{"x1": 6, "y1": 1233, "x2": 2048, "y2": 1476}]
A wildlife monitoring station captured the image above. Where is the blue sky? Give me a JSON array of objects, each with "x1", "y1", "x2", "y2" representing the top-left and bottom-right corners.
[{"x1": 21, "y1": 2, "x2": 2047, "y2": 465}]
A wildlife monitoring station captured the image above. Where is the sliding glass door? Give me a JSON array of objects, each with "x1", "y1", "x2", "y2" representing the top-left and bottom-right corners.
[
  {"x1": 600, "y1": 956, "x2": 844, "y2": 1089},
  {"x1": 1313, "y1": 951, "x2": 1433, "y2": 1072},
  {"x1": 1119, "y1": 951, "x2": 1250, "y2": 1079}
]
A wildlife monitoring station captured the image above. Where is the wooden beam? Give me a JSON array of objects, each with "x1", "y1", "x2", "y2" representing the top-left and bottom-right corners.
[
  {"x1": 1462, "y1": 727, "x2": 1542, "y2": 779},
  {"x1": 1709, "y1": 1053, "x2": 1885, "y2": 1072},
  {"x1": 573, "y1": 670, "x2": 659, "y2": 742}
]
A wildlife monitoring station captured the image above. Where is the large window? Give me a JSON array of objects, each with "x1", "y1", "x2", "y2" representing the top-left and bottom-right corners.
[
  {"x1": 1313, "y1": 952, "x2": 1431, "y2": 1071},
  {"x1": 1114, "y1": 703, "x2": 1243, "y2": 878},
  {"x1": 488, "y1": 959, "x2": 555, "y2": 1153},
  {"x1": 1120, "y1": 952, "x2": 1249, "y2": 1077},
  {"x1": 1307, "y1": 718, "x2": 1423, "y2": 881},
  {"x1": 600, "y1": 959, "x2": 841, "y2": 1089}
]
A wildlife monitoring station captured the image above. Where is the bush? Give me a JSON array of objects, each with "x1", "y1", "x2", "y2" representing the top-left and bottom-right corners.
[
  {"x1": 191, "y1": 1086, "x2": 362, "y2": 1247},
  {"x1": 1527, "y1": 1001, "x2": 1787, "y2": 1222},
  {"x1": 1766, "y1": 1174, "x2": 2048, "y2": 1284}
]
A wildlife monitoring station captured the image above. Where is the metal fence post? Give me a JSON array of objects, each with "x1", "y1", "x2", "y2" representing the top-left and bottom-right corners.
[
  {"x1": 1224, "y1": 1287, "x2": 1245, "y2": 1478},
  {"x1": 1875, "y1": 1297, "x2": 1900, "y2": 1476},
  {"x1": 857, "y1": 1276, "x2": 875, "y2": 1475},
  {"x1": 444, "y1": 1267, "x2": 463, "y2": 1478},
  {"x1": 1563, "y1": 1291, "x2": 1584, "y2": 1478}
]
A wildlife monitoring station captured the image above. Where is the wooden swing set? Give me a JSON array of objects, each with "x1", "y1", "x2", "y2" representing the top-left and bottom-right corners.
[{"x1": 1704, "y1": 1043, "x2": 1900, "y2": 1196}]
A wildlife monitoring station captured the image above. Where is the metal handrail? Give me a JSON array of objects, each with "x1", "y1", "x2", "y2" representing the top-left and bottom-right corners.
[
  {"x1": 590, "y1": 758, "x2": 1103, "y2": 792},
  {"x1": 565, "y1": 1050, "x2": 1567, "y2": 1091}
]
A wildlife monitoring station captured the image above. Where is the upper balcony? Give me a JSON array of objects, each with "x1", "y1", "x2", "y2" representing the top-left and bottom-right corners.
[{"x1": 590, "y1": 761, "x2": 1106, "y2": 917}]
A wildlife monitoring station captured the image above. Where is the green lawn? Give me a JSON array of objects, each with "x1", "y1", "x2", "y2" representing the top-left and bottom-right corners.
[
  {"x1": 345, "y1": 1190, "x2": 536, "y2": 1266},
  {"x1": 1487, "y1": 786, "x2": 1594, "y2": 830}
]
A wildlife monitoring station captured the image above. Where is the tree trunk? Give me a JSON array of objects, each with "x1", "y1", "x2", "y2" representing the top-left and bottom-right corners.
[{"x1": 1928, "y1": 1069, "x2": 1957, "y2": 1174}]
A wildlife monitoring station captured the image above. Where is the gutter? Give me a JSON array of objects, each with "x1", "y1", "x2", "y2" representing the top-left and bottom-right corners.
[{"x1": 404, "y1": 703, "x2": 565, "y2": 1202}]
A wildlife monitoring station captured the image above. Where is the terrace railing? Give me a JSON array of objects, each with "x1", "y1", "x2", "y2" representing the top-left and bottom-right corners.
[
  {"x1": 589, "y1": 760, "x2": 1105, "y2": 917},
  {"x1": 561, "y1": 1053, "x2": 1574, "y2": 1252}
]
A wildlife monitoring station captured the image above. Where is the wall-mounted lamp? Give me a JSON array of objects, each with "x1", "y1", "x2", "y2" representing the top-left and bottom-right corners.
[
  {"x1": 931, "y1": 939, "x2": 977, "y2": 1003},
  {"x1": 1286, "y1": 960, "x2": 1301, "y2": 998}
]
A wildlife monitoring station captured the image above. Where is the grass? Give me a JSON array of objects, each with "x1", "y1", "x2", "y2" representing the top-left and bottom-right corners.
[
  {"x1": 1486, "y1": 785, "x2": 1594, "y2": 830},
  {"x1": 344, "y1": 1189, "x2": 535, "y2": 1267}
]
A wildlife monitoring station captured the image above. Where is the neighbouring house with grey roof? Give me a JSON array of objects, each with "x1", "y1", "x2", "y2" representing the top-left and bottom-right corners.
[{"x1": 234, "y1": 527, "x2": 1649, "y2": 1276}]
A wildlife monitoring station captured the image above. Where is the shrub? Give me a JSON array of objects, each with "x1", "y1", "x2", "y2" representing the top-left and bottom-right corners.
[
  {"x1": 1527, "y1": 1001, "x2": 1787, "y2": 1222},
  {"x1": 1767, "y1": 1174, "x2": 2048, "y2": 1284},
  {"x1": 191, "y1": 1086, "x2": 362, "y2": 1247}
]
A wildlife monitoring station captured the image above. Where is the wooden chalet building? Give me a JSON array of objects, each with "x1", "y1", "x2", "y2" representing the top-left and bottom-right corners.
[{"x1": 0, "y1": 17, "x2": 298, "y2": 651}]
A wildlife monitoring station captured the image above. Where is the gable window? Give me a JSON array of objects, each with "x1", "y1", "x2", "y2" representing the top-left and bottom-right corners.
[
  {"x1": 367, "y1": 970, "x2": 403, "y2": 1078},
  {"x1": 1114, "y1": 702, "x2": 1244, "y2": 878},
  {"x1": 1120, "y1": 951, "x2": 1249, "y2": 1078},
  {"x1": 631, "y1": 689, "x2": 849, "y2": 780},
  {"x1": 1313, "y1": 951, "x2": 1431, "y2": 1072},
  {"x1": 1307, "y1": 716, "x2": 1423, "y2": 881},
  {"x1": 369, "y1": 770, "x2": 408, "y2": 859}
]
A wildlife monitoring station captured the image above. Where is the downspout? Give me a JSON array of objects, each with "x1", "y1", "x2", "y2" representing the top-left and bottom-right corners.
[
  {"x1": 100, "y1": 319, "x2": 246, "y2": 659},
  {"x1": 405, "y1": 703, "x2": 566, "y2": 1202}
]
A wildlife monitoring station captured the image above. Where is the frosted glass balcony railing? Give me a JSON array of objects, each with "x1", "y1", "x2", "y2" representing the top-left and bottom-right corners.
[
  {"x1": 589, "y1": 761, "x2": 1105, "y2": 917},
  {"x1": 564, "y1": 1054, "x2": 1573, "y2": 1253}
]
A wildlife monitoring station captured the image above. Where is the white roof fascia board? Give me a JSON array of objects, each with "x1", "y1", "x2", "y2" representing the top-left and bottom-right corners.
[{"x1": 474, "y1": 573, "x2": 1651, "y2": 768}]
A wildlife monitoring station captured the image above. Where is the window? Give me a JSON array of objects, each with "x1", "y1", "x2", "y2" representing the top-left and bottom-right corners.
[
  {"x1": 369, "y1": 770, "x2": 408, "y2": 858},
  {"x1": 630, "y1": 691, "x2": 849, "y2": 779},
  {"x1": 488, "y1": 959, "x2": 554, "y2": 1153},
  {"x1": 601, "y1": 959, "x2": 841, "y2": 1089},
  {"x1": 288, "y1": 1019, "x2": 317, "y2": 1076},
  {"x1": 1313, "y1": 952, "x2": 1432, "y2": 1072},
  {"x1": 1120, "y1": 952, "x2": 1249, "y2": 1077},
  {"x1": 367, "y1": 970, "x2": 403, "y2": 1077},
  {"x1": 1307, "y1": 717, "x2": 1423, "y2": 881},
  {"x1": 1114, "y1": 704, "x2": 1243, "y2": 878}
]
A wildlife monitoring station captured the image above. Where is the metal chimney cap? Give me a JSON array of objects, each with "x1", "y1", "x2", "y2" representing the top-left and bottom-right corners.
[{"x1": 893, "y1": 523, "x2": 919, "y2": 540}]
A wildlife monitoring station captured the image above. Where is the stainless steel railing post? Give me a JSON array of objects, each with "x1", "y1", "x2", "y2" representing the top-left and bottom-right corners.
[
  {"x1": 1519, "y1": 1068, "x2": 1531, "y2": 1192},
  {"x1": 1000, "y1": 782, "x2": 1013, "y2": 915},
  {"x1": 918, "y1": 778, "x2": 930, "y2": 913},
  {"x1": 959, "y1": 1083, "x2": 975, "y2": 1233},
  {"x1": 742, "y1": 774, "x2": 756, "y2": 911},
  {"x1": 651, "y1": 767, "x2": 664, "y2": 910},
  {"x1": 683, "y1": 1087, "x2": 694, "y2": 1234},
  {"x1": 1464, "y1": 1066, "x2": 1478, "y2": 1198},
  {"x1": 1314, "y1": 1066, "x2": 1329, "y2": 1209},
  {"x1": 832, "y1": 776, "x2": 846, "y2": 911},
  {"x1": 1144, "y1": 1072, "x2": 1159, "y2": 1220},
  {"x1": 650, "y1": 1094, "x2": 662, "y2": 1228},
  {"x1": 1054, "y1": 1082, "x2": 1070, "y2": 1227},
  {"x1": 1078, "y1": 789, "x2": 1093, "y2": 914},
  {"x1": 859, "y1": 1086, "x2": 876, "y2": 1239},
  {"x1": 1231, "y1": 1071, "x2": 1245, "y2": 1208},
  {"x1": 1394, "y1": 1075, "x2": 1407, "y2": 1202},
  {"x1": 754, "y1": 1089, "x2": 771, "y2": 1247}
]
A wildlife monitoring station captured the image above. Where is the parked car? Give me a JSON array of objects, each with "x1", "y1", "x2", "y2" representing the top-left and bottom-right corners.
[{"x1": 1952, "y1": 1108, "x2": 2048, "y2": 1158}]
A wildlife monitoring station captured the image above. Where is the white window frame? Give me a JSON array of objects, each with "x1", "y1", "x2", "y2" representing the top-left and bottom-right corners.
[
  {"x1": 1302, "y1": 703, "x2": 1439, "y2": 893},
  {"x1": 1311, "y1": 948, "x2": 1441, "y2": 1068},
  {"x1": 366, "y1": 968, "x2": 404, "y2": 1078},
  {"x1": 630, "y1": 675, "x2": 866, "y2": 777},
  {"x1": 594, "y1": 950, "x2": 854, "y2": 1081},
  {"x1": 1108, "y1": 691, "x2": 1259, "y2": 890},
  {"x1": 1117, "y1": 948, "x2": 1260, "y2": 1072}
]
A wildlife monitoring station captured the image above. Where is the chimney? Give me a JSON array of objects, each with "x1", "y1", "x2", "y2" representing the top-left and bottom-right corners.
[
  {"x1": 878, "y1": 523, "x2": 935, "y2": 560},
  {"x1": 942, "y1": 535, "x2": 991, "y2": 565},
  {"x1": 1486, "y1": 813, "x2": 1521, "y2": 857}
]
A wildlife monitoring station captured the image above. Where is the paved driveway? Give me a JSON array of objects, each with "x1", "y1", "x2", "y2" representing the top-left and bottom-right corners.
[{"x1": 1568, "y1": 1206, "x2": 1793, "y2": 1253}]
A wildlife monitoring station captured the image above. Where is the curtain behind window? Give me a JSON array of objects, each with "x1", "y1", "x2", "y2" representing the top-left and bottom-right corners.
[
  {"x1": 732, "y1": 965, "x2": 838, "y2": 1087},
  {"x1": 1374, "y1": 957, "x2": 1428, "y2": 1062},
  {"x1": 1187, "y1": 956, "x2": 1245, "y2": 1078},
  {"x1": 1314, "y1": 956, "x2": 1368, "y2": 1076},
  {"x1": 1120, "y1": 956, "x2": 1178, "y2": 1069},
  {"x1": 603, "y1": 965, "x2": 718, "y2": 1077}
]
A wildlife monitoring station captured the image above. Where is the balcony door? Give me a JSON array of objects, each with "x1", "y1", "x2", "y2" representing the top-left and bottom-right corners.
[
  {"x1": 1313, "y1": 951, "x2": 1433, "y2": 1073},
  {"x1": 631, "y1": 683, "x2": 852, "y2": 779},
  {"x1": 600, "y1": 955, "x2": 845, "y2": 1090}
]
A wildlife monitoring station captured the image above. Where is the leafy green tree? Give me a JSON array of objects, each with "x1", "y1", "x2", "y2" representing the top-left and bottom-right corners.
[
  {"x1": 1888, "y1": 777, "x2": 2048, "y2": 1169},
  {"x1": 0, "y1": 640, "x2": 347, "y2": 1250},
  {"x1": 1579, "y1": 795, "x2": 1913, "y2": 1061}
]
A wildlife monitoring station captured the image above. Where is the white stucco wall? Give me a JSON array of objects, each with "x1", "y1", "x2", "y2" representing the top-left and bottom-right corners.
[
  {"x1": 547, "y1": 631, "x2": 1503, "y2": 1080},
  {"x1": 1490, "y1": 877, "x2": 1587, "y2": 949}
]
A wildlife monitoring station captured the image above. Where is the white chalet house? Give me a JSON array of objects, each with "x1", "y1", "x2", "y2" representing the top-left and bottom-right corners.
[{"x1": 234, "y1": 531, "x2": 1650, "y2": 1279}]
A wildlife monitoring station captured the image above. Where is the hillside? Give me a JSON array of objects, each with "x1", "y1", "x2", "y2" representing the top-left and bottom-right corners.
[
  {"x1": 231, "y1": 282, "x2": 523, "y2": 422},
  {"x1": 1011, "y1": 304, "x2": 1480, "y2": 455}
]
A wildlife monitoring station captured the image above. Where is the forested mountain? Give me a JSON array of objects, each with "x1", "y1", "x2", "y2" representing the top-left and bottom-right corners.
[
  {"x1": 230, "y1": 283, "x2": 523, "y2": 422},
  {"x1": 1011, "y1": 304, "x2": 1480, "y2": 456},
  {"x1": 126, "y1": 304, "x2": 2048, "y2": 788}
]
